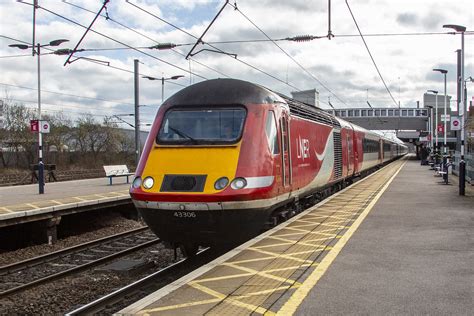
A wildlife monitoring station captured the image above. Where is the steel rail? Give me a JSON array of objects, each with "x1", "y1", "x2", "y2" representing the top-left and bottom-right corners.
[
  {"x1": 0, "y1": 227, "x2": 149, "y2": 273},
  {"x1": 0, "y1": 227, "x2": 160, "y2": 298},
  {"x1": 66, "y1": 247, "x2": 211, "y2": 315}
]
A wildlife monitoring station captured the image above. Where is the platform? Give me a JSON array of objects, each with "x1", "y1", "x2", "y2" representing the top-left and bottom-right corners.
[
  {"x1": 0, "y1": 178, "x2": 131, "y2": 227},
  {"x1": 118, "y1": 159, "x2": 473, "y2": 315}
]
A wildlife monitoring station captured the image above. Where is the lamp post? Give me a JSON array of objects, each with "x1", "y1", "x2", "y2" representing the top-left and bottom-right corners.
[
  {"x1": 433, "y1": 69, "x2": 448, "y2": 156},
  {"x1": 426, "y1": 105, "x2": 434, "y2": 151},
  {"x1": 427, "y1": 90, "x2": 439, "y2": 156},
  {"x1": 9, "y1": 39, "x2": 69, "y2": 194},
  {"x1": 143, "y1": 75, "x2": 184, "y2": 104},
  {"x1": 443, "y1": 24, "x2": 466, "y2": 195}
]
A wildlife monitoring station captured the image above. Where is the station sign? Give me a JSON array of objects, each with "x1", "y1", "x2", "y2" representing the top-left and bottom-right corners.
[
  {"x1": 30, "y1": 120, "x2": 39, "y2": 132},
  {"x1": 437, "y1": 123, "x2": 444, "y2": 133},
  {"x1": 441, "y1": 114, "x2": 450, "y2": 122},
  {"x1": 40, "y1": 120, "x2": 50, "y2": 133},
  {"x1": 451, "y1": 116, "x2": 461, "y2": 131}
]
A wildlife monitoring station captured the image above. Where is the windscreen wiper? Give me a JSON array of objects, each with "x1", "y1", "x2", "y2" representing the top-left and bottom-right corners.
[{"x1": 168, "y1": 126, "x2": 198, "y2": 143}]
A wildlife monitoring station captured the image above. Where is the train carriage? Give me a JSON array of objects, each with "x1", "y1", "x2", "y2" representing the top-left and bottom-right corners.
[{"x1": 129, "y1": 78, "x2": 407, "y2": 253}]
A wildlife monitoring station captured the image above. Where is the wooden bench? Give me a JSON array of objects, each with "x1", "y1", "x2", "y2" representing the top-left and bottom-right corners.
[{"x1": 103, "y1": 165, "x2": 134, "y2": 185}]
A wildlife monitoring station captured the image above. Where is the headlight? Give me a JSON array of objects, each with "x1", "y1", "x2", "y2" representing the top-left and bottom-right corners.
[
  {"x1": 214, "y1": 177, "x2": 229, "y2": 190},
  {"x1": 231, "y1": 177, "x2": 247, "y2": 190},
  {"x1": 142, "y1": 176, "x2": 154, "y2": 189},
  {"x1": 132, "y1": 176, "x2": 142, "y2": 189}
]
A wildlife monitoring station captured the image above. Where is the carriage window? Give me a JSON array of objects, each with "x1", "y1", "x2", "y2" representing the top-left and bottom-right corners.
[
  {"x1": 265, "y1": 111, "x2": 280, "y2": 154},
  {"x1": 157, "y1": 107, "x2": 246, "y2": 144}
]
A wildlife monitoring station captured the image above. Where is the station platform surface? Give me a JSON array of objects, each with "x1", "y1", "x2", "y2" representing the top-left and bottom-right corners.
[
  {"x1": 0, "y1": 178, "x2": 131, "y2": 227},
  {"x1": 119, "y1": 158, "x2": 474, "y2": 315}
]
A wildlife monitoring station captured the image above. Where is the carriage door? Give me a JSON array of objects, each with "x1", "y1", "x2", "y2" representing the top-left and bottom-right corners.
[
  {"x1": 346, "y1": 131, "x2": 353, "y2": 175},
  {"x1": 280, "y1": 114, "x2": 291, "y2": 187}
]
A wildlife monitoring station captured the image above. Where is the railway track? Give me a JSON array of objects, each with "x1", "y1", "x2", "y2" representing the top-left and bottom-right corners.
[
  {"x1": 0, "y1": 227, "x2": 160, "y2": 298},
  {"x1": 66, "y1": 247, "x2": 216, "y2": 315}
]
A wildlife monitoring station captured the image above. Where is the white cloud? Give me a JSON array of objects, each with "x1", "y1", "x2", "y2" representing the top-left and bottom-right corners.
[{"x1": 0, "y1": 0, "x2": 473, "y2": 126}]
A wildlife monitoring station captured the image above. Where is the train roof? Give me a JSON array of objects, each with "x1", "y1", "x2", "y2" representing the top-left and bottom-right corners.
[
  {"x1": 166, "y1": 78, "x2": 341, "y2": 128},
  {"x1": 165, "y1": 78, "x2": 285, "y2": 106}
]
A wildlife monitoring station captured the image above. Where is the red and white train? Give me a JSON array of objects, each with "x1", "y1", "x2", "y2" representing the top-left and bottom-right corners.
[{"x1": 129, "y1": 79, "x2": 407, "y2": 253}]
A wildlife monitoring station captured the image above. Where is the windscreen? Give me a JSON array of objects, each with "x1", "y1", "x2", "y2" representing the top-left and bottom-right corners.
[{"x1": 157, "y1": 107, "x2": 246, "y2": 145}]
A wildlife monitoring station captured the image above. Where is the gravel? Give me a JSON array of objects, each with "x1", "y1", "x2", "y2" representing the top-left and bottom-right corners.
[
  {"x1": 0, "y1": 244, "x2": 181, "y2": 315},
  {"x1": 0, "y1": 214, "x2": 144, "y2": 266}
]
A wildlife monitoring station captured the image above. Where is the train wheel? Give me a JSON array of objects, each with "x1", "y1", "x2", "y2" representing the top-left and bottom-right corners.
[{"x1": 180, "y1": 243, "x2": 199, "y2": 257}]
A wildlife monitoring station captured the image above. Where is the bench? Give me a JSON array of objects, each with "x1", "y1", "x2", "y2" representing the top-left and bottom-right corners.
[{"x1": 103, "y1": 165, "x2": 134, "y2": 185}]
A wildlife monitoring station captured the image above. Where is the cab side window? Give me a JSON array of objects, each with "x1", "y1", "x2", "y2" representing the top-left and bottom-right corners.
[{"x1": 265, "y1": 111, "x2": 280, "y2": 154}]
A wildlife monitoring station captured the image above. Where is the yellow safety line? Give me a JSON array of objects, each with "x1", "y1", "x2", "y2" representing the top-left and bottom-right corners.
[
  {"x1": 25, "y1": 203, "x2": 40, "y2": 209},
  {"x1": 50, "y1": 200, "x2": 63, "y2": 205},
  {"x1": 73, "y1": 196, "x2": 86, "y2": 201},
  {"x1": 276, "y1": 160, "x2": 406, "y2": 315}
]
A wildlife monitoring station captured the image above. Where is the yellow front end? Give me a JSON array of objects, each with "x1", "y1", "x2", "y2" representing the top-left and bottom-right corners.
[{"x1": 141, "y1": 144, "x2": 242, "y2": 195}]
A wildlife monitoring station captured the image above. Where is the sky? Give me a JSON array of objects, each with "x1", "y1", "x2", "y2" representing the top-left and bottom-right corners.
[{"x1": 0, "y1": 0, "x2": 473, "y2": 130}]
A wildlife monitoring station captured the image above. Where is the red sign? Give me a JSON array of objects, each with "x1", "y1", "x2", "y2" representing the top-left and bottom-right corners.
[
  {"x1": 30, "y1": 120, "x2": 39, "y2": 132},
  {"x1": 437, "y1": 123, "x2": 444, "y2": 133}
]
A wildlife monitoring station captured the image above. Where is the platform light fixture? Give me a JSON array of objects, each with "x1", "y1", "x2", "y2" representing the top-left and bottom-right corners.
[
  {"x1": 427, "y1": 90, "x2": 439, "y2": 154},
  {"x1": 8, "y1": 39, "x2": 69, "y2": 194},
  {"x1": 143, "y1": 75, "x2": 185, "y2": 104},
  {"x1": 443, "y1": 24, "x2": 467, "y2": 195},
  {"x1": 432, "y1": 69, "x2": 448, "y2": 157}
]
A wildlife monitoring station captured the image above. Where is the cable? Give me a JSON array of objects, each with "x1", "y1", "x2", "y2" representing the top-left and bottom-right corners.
[
  {"x1": 19, "y1": 2, "x2": 207, "y2": 80},
  {"x1": 345, "y1": 0, "x2": 399, "y2": 108},
  {"x1": 62, "y1": 1, "x2": 229, "y2": 79},
  {"x1": 126, "y1": 1, "x2": 302, "y2": 92},
  {"x1": 0, "y1": 82, "x2": 136, "y2": 106},
  {"x1": 229, "y1": 2, "x2": 348, "y2": 107}
]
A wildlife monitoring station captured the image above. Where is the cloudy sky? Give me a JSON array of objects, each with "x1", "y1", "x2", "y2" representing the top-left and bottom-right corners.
[{"x1": 0, "y1": 0, "x2": 473, "y2": 129}]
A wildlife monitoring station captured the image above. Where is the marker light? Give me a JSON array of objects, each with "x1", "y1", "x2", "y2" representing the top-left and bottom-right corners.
[
  {"x1": 132, "y1": 176, "x2": 142, "y2": 189},
  {"x1": 142, "y1": 177, "x2": 154, "y2": 189},
  {"x1": 231, "y1": 177, "x2": 247, "y2": 190},
  {"x1": 214, "y1": 177, "x2": 229, "y2": 190}
]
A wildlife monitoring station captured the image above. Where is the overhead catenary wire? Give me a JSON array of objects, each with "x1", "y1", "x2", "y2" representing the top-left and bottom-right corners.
[
  {"x1": 228, "y1": 1, "x2": 349, "y2": 107},
  {"x1": 62, "y1": 1, "x2": 230, "y2": 79},
  {"x1": 345, "y1": 0, "x2": 399, "y2": 108},
  {"x1": 18, "y1": 1, "x2": 207, "y2": 80},
  {"x1": 126, "y1": 0, "x2": 303, "y2": 92}
]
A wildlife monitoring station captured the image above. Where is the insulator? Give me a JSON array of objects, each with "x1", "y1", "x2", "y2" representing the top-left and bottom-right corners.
[
  {"x1": 287, "y1": 35, "x2": 316, "y2": 42},
  {"x1": 150, "y1": 43, "x2": 177, "y2": 50}
]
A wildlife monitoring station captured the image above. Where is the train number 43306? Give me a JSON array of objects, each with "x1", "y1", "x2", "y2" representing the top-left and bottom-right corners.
[{"x1": 173, "y1": 211, "x2": 197, "y2": 218}]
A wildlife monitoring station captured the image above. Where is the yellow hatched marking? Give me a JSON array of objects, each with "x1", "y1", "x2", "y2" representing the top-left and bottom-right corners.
[
  {"x1": 189, "y1": 282, "x2": 273, "y2": 315},
  {"x1": 229, "y1": 256, "x2": 278, "y2": 265},
  {"x1": 253, "y1": 241, "x2": 295, "y2": 249},
  {"x1": 276, "y1": 227, "x2": 340, "y2": 238},
  {"x1": 25, "y1": 203, "x2": 40, "y2": 209},
  {"x1": 277, "y1": 160, "x2": 406, "y2": 315},
  {"x1": 217, "y1": 262, "x2": 300, "y2": 286},
  {"x1": 247, "y1": 246, "x2": 330, "y2": 264},
  {"x1": 140, "y1": 298, "x2": 222, "y2": 313},
  {"x1": 94, "y1": 194, "x2": 108, "y2": 198},
  {"x1": 73, "y1": 196, "x2": 86, "y2": 201},
  {"x1": 49, "y1": 200, "x2": 63, "y2": 205},
  {"x1": 0, "y1": 206, "x2": 13, "y2": 213},
  {"x1": 264, "y1": 235, "x2": 335, "y2": 249},
  {"x1": 195, "y1": 264, "x2": 316, "y2": 283}
]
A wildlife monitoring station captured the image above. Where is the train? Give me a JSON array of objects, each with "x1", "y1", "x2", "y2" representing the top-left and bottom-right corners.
[{"x1": 129, "y1": 78, "x2": 408, "y2": 255}]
